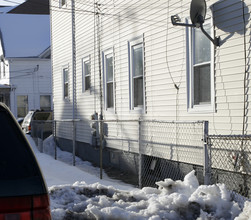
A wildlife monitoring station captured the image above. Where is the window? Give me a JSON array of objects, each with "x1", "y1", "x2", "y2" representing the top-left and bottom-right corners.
[
  {"x1": 17, "y1": 95, "x2": 28, "y2": 117},
  {"x1": 188, "y1": 19, "x2": 214, "y2": 112},
  {"x1": 63, "y1": 67, "x2": 69, "y2": 99},
  {"x1": 40, "y1": 95, "x2": 51, "y2": 110},
  {"x1": 3, "y1": 62, "x2": 5, "y2": 78},
  {"x1": 128, "y1": 36, "x2": 145, "y2": 111},
  {"x1": 103, "y1": 50, "x2": 114, "y2": 110},
  {"x1": 59, "y1": 0, "x2": 66, "y2": 8},
  {"x1": 82, "y1": 57, "x2": 91, "y2": 92},
  {"x1": 0, "y1": 61, "x2": 5, "y2": 78}
]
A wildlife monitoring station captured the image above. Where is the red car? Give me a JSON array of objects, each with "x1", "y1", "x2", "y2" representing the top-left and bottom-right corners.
[{"x1": 0, "y1": 103, "x2": 51, "y2": 220}]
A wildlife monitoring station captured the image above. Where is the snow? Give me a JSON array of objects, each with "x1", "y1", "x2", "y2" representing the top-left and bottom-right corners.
[
  {"x1": 0, "y1": 6, "x2": 15, "y2": 13},
  {"x1": 0, "y1": 0, "x2": 24, "y2": 6},
  {"x1": 27, "y1": 135, "x2": 251, "y2": 220},
  {"x1": 0, "y1": 14, "x2": 50, "y2": 58}
]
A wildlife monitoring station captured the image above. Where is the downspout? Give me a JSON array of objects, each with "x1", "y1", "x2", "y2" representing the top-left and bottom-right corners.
[
  {"x1": 71, "y1": 0, "x2": 76, "y2": 120},
  {"x1": 71, "y1": 0, "x2": 77, "y2": 166}
]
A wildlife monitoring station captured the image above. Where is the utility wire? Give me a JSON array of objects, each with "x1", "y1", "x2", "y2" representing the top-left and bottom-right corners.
[{"x1": 6, "y1": 0, "x2": 186, "y2": 29}]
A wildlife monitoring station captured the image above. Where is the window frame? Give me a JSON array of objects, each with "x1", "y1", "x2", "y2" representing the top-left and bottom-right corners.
[
  {"x1": 82, "y1": 56, "x2": 91, "y2": 93},
  {"x1": 59, "y1": 0, "x2": 66, "y2": 8},
  {"x1": 62, "y1": 66, "x2": 69, "y2": 100},
  {"x1": 17, "y1": 95, "x2": 28, "y2": 118},
  {"x1": 187, "y1": 17, "x2": 215, "y2": 113},
  {"x1": 128, "y1": 35, "x2": 145, "y2": 113},
  {"x1": 102, "y1": 48, "x2": 115, "y2": 112}
]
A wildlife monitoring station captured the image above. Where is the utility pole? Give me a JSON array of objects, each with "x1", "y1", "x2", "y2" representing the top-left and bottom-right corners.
[{"x1": 95, "y1": 1, "x2": 104, "y2": 179}]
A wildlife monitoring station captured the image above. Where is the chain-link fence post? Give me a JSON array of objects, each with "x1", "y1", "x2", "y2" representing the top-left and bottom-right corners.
[
  {"x1": 40, "y1": 122, "x2": 44, "y2": 153},
  {"x1": 72, "y1": 120, "x2": 76, "y2": 166},
  {"x1": 99, "y1": 114, "x2": 103, "y2": 179},
  {"x1": 54, "y1": 120, "x2": 57, "y2": 160},
  {"x1": 138, "y1": 119, "x2": 142, "y2": 188},
  {"x1": 203, "y1": 121, "x2": 210, "y2": 185}
]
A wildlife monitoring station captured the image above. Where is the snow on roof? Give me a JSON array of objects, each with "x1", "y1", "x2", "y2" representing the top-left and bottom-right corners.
[
  {"x1": 8, "y1": 0, "x2": 49, "y2": 15},
  {"x1": 0, "y1": 6, "x2": 15, "y2": 13},
  {"x1": 0, "y1": 13, "x2": 50, "y2": 58}
]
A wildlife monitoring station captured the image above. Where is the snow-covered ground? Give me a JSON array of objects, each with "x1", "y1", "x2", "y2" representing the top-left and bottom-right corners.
[{"x1": 27, "y1": 135, "x2": 251, "y2": 220}]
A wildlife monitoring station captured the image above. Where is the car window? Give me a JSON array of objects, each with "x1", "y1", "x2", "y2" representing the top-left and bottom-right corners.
[
  {"x1": 0, "y1": 108, "x2": 46, "y2": 197},
  {"x1": 33, "y1": 112, "x2": 52, "y2": 121}
]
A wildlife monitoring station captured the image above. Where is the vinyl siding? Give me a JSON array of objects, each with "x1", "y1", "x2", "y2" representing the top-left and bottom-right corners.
[
  {"x1": 4, "y1": 59, "x2": 52, "y2": 117},
  {"x1": 51, "y1": 0, "x2": 251, "y2": 153}
]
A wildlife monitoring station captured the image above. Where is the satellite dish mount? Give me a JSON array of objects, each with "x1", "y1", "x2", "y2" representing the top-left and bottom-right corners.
[{"x1": 171, "y1": 0, "x2": 220, "y2": 46}]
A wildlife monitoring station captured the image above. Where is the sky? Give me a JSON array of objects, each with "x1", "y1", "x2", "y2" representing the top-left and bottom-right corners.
[
  {"x1": 26, "y1": 134, "x2": 251, "y2": 220},
  {"x1": 0, "y1": 14, "x2": 50, "y2": 58}
]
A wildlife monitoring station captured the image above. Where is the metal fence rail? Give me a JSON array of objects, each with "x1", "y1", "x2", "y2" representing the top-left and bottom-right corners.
[{"x1": 207, "y1": 135, "x2": 251, "y2": 201}]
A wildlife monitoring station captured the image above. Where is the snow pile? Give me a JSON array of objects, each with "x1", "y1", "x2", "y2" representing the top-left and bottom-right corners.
[
  {"x1": 235, "y1": 201, "x2": 251, "y2": 220},
  {"x1": 28, "y1": 135, "x2": 251, "y2": 220},
  {"x1": 49, "y1": 170, "x2": 249, "y2": 220}
]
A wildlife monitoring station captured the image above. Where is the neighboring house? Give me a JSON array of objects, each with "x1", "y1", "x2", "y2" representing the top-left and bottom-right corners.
[
  {"x1": 7, "y1": 0, "x2": 49, "y2": 15},
  {"x1": 50, "y1": 0, "x2": 251, "y2": 178},
  {"x1": 0, "y1": 12, "x2": 51, "y2": 118}
]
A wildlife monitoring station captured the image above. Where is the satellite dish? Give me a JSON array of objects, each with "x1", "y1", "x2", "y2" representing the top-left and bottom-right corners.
[
  {"x1": 190, "y1": 0, "x2": 206, "y2": 27},
  {"x1": 171, "y1": 0, "x2": 220, "y2": 46}
]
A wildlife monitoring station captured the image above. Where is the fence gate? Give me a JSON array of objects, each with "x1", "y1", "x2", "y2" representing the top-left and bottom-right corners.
[{"x1": 207, "y1": 135, "x2": 251, "y2": 199}]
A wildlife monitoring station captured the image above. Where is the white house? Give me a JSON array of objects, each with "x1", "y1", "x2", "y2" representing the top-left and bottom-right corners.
[
  {"x1": 50, "y1": 0, "x2": 251, "y2": 183},
  {"x1": 0, "y1": 13, "x2": 52, "y2": 118}
]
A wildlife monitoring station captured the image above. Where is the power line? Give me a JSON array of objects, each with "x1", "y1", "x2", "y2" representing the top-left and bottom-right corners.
[{"x1": 4, "y1": 0, "x2": 186, "y2": 29}]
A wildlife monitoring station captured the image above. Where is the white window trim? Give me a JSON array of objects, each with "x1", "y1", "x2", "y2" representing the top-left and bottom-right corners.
[
  {"x1": 128, "y1": 35, "x2": 145, "y2": 113},
  {"x1": 102, "y1": 48, "x2": 115, "y2": 113},
  {"x1": 82, "y1": 56, "x2": 91, "y2": 93},
  {"x1": 187, "y1": 17, "x2": 215, "y2": 113},
  {"x1": 62, "y1": 65, "x2": 69, "y2": 100}
]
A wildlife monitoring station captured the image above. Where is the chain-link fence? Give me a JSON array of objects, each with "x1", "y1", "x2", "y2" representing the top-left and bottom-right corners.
[
  {"x1": 139, "y1": 120, "x2": 208, "y2": 187},
  {"x1": 31, "y1": 118, "x2": 251, "y2": 202},
  {"x1": 207, "y1": 135, "x2": 251, "y2": 202},
  {"x1": 33, "y1": 119, "x2": 209, "y2": 188},
  {"x1": 31, "y1": 120, "x2": 53, "y2": 152},
  {"x1": 93, "y1": 119, "x2": 208, "y2": 188}
]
